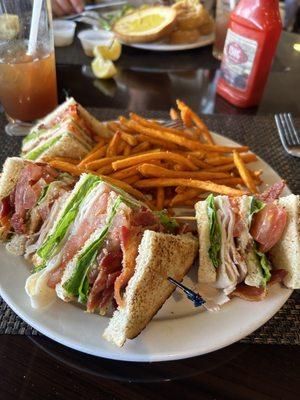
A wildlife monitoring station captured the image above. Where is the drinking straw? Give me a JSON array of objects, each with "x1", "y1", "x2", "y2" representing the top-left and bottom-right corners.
[{"x1": 27, "y1": 0, "x2": 43, "y2": 55}]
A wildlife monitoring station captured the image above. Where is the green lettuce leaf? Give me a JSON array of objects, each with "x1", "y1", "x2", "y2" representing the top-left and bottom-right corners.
[
  {"x1": 156, "y1": 211, "x2": 179, "y2": 233},
  {"x1": 33, "y1": 263, "x2": 46, "y2": 273},
  {"x1": 254, "y1": 243, "x2": 272, "y2": 287},
  {"x1": 22, "y1": 128, "x2": 47, "y2": 145},
  {"x1": 116, "y1": 192, "x2": 140, "y2": 210},
  {"x1": 37, "y1": 184, "x2": 50, "y2": 205},
  {"x1": 78, "y1": 276, "x2": 90, "y2": 304},
  {"x1": 250, "y1": 197, "x2": 265, "y2": 218},
  {"x1": 63, "y1": 196, "x2": 122, "y2": 301},
  {"x1": 25, "y1": 135, "x2": 62, "y2": 160},
  {"x1": 22, "y1": 123, "x2": 60, "y2": 146},
  {"x1": 207, "y1": 194, "x2": 221, "y2": 268},
  {"x1": 37, "y1": 174, "x2": 101, "y2": 262}
]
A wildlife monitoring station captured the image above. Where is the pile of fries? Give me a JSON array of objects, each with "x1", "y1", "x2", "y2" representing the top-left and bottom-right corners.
[{"x1": 48, "y1": 100, "x2": 262, "y2": 211}]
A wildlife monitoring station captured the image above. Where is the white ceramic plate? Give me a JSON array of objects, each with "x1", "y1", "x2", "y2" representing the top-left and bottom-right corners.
[
  {"x1": 121, "y1": 33, "x2": 214, "y2": 51},
  {"x1": 0, "y1": 131, "x2": 292, "y2": 362}
]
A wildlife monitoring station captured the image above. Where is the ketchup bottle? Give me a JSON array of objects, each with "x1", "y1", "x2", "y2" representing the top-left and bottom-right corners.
[{"x1": 216, "y1": 0, "x2": 282, "y2": 108}]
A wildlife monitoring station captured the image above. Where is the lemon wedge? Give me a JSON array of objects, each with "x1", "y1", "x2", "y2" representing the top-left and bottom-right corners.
[
  {"x1": 91, "y1": 57, "x2": 117, "y2": 79},
  {"x1": 113, "y1": 6, "x2": 177, "y2": 43},
  {"x1": 93, "y1": 39, "x2": 122, "y2": 61}
]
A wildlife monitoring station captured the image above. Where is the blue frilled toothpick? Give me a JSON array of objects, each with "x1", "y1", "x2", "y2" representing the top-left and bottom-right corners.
[{"x1": 168, "y1": 277, "x2": 205, "y2": 307}]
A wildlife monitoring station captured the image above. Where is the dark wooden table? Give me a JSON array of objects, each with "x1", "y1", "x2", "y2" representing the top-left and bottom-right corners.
[
  {"x1": 1, "y1": 31, "x2": 300, "y2": 400},
  {"x1": 55, "y1": 30, "x2": 300, "y2": 116}
]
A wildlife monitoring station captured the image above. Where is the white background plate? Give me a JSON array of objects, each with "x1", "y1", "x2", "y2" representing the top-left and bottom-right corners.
[
  {"x1": 0, "y1": 131, "x2": 292, "y2": 362},
  {"x1": 122, "y1": 33, "x2": 214, "y2": 51}
]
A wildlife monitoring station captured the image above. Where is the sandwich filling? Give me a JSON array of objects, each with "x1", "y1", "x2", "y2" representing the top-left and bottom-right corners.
[
  {"x1": 23, "y1": 116, "x2": 94, "y2": 155},
  {"x1": 26, "y1": 176, "x2": 180, "y2": 312},
  {"x1": 85, "y1": 198, "x2": 167, "y2": 313},
  {"x1": 35, "y1": 173, "x2": 101, "y2": 267},
  {"x1": 56, "y1": 189, "x2": 175, "y2": 313},
  {"x1": 202, "y1": 182, "x2": 288, "y2": 304},
  {"x1": 29, "y1": 103, "x2": 98, "y2": 142},
  {"x1": 46, "y1": 103, "x2": 98, "y2": 139},
  {"x1": 0, "y1": 162, "x2": 74, "y2": 240}
]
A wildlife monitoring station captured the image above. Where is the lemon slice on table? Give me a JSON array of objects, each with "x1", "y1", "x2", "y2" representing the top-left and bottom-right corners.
[
  {"x1": 93, "y1": 39, "x2": 122, "y2": 61},
  {"x1": 91, "y1": 57, "x2": 117, "y2": 79},
  {"x1": 112, "y1": 6, "x2": 177, "y2": 43}
]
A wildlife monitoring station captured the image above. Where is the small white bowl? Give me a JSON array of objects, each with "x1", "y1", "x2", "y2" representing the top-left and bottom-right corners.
[
  {"x1": 53, "y1": 20, "x2": 76, "y2": 47},
  {"x1": 77, "y1": 29, "x2": 114, "y2": 57}
]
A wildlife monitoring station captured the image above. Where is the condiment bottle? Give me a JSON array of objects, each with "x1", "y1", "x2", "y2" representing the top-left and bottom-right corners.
[{"x1": 216, "y1": 0, "x2": 282, "y2": 108}]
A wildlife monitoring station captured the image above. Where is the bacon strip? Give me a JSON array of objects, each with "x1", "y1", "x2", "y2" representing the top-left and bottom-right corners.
[
  {"x1": 10, "y1": 164, "x2": 58, "y2": 234},
  {"x1": 231, "y1": 284, "x2": 267, "y2": 301},
  {"x1": 0, "y1": 196, "x2": 11, "y2": 219},
  {"x1": 257, "y1": 180, "x2": 285, "y2": 203},
  {"x1": 87, "y1": 207, "x2": 165, "y2": 312},
  {"x1": 0, "y1": 197, "x2": 12, "y2": 235},
  {"x1": 268, "y1": 269, "x2": 287, "y2": 286},
  {"x1": 87, "y1": 250, "x2": 123, "y2": 312},
  {"x1": 114, "y1": 209, "x2": 164, "y2": 307},
  {"x1": 114, "y1": 227, "x2": 141, "y2": 307},
  {"x1": 229, "y1": 197, "x2": 244, "y2": 237},
  {"x1": 231, "y1": 269, "x2": 287, "y2": 301}
]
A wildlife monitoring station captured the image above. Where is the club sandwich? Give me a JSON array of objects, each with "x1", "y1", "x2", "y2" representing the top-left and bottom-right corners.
[
  {"x1": 0, "y1": 157, "x2": 75, "y2": 254},
  {"x1": 21, "y1": 98, "x2": 107, "y2": 162},
  {"x1": 24, "y1": 174, "x2": 198, "y2": 345},
  {"x1": 195, "y1": 182, "x2": 300, "y2": 307}
]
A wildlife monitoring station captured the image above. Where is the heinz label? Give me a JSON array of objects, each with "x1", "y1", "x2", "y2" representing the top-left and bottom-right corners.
[{"x1": 220, "y1": 29, "x2": 258, "y2": 91}]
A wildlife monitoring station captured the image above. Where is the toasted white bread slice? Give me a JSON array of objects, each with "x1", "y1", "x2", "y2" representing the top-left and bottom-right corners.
[
  {"x1": 269, "y1": 194, "x2": 300, "y2": 289},
  {"x1": 0, "y1": 157, "x2": 26, "y2": 201},
  {"x1": 195, "y1": 200, "x2": 216, "y2": 283},
  {"x1": 103, "y1": 230, "x2": 198, "y2": 347},
  {"x1": 76, "y1": 101, "x2": 110, "y2": 139}
]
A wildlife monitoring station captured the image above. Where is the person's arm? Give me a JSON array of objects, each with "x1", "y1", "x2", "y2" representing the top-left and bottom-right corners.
[{"x1": 51, "y1": 0, "x2": 85, "y2": 17}]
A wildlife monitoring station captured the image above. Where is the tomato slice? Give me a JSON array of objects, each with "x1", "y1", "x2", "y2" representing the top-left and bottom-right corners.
[{"x1": 250, "y1": 203, "x2": 287, "y2": 253}]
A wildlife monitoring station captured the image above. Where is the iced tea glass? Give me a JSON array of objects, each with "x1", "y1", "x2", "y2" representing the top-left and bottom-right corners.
[{"x1": 0, "y1": 0, "x2": 58, "y2": 136}]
